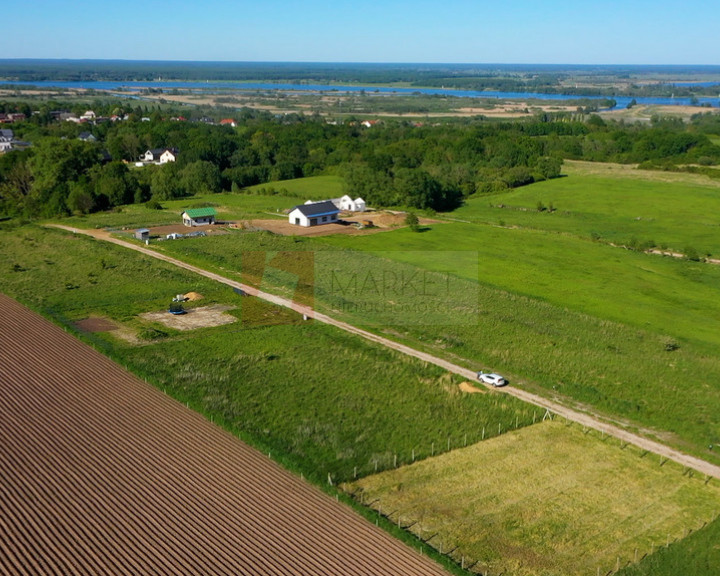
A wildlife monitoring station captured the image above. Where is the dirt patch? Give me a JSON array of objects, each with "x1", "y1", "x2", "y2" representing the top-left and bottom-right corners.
[
  {"x1": 74, "y1": 317, "x2": 119, "y2": 333},
  {"x1": 145, "y1": 224, "x2": 229, "y2": 238},
  {"x1": 249, "y1": 218, "x2": 361, "y2": 236},
  {"x1": 140, "y1": 304, "x2": 237, "y2": 331},
  {"x1": 458, "y1": 381, "x2": 485, "y2": 394},
  {"x1": 249, "y1": 211, "x2": 438, "y2": 237}
]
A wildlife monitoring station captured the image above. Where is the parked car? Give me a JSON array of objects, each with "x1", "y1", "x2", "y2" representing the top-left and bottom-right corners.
[{"x1": 477, "y1": 372, "x2": 507, "y2": 387}]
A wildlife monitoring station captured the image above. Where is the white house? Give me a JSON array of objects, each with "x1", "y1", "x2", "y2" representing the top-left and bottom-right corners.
[
  {"x1": 182, "y1": 207, "x2": 216, "y2": 227},
  {"x1": 159, "y1": 149, "x2": 177, "y2": 163},
  {"x1": 140, "y1": 148, "x2": 178, "y2": 164},
  {"x1": 333, "y1": 195, "x2": 366, "y2": 212},
  {"x1": 288, "y1": 201, "x2": 340, "y2": 227}
]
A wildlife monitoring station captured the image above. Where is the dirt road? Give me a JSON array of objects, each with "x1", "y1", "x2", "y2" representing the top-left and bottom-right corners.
[{"x1": 49, "y1": 225, "x2": 720, "y2": 480}]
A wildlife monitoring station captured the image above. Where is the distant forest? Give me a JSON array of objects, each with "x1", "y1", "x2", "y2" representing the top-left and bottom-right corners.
[{"x1": 2, "y1": 60, "x2": 720, "y2": 97}]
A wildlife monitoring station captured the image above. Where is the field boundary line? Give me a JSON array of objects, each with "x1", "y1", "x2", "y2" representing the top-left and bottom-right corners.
[{"x1": 47, "y1": 224, "x2": 720, "y2": 481}]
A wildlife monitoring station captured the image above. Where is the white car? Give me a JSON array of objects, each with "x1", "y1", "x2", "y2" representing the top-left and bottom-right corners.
[{"x1": 477, "y1": 372, "x2": 507, "y2": 387}]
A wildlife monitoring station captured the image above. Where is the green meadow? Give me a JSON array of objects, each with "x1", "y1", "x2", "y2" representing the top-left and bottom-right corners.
[
  {"x1": 321, "y1": 222, "x2": 720, "y2": 351},
  {"x1": 346, "y1": 420, "x2": 720, "y2": 576},
  {"x1": 151, "y1": 231, "x2": 720, "y2": 464},
  {"x1": 0, "y1": 225, "x2": 536, "y2": 484},
  {"x1": 448, "y1": 162, "x2": 720, "y2": 256},
  {"x1": 244, "y1": 174, "x2": 344, "y2": 199}
]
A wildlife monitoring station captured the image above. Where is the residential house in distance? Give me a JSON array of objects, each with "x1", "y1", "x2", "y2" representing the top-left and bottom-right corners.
[
  {"x1": 0, "y1": 113, "x2": 26, "y2": 123},
  {"x1": 182, "y1": 207, "x2": 217, "y2": 227},
  {"x1": 220, "y1": 118, "x2": 237, "y2": 128},
  {"x1": 78, "y1": 132, "x2": 96, "y2": 142},
  {"x1": 333, "y1": 195, "x2": 366, "y2": 212},
  {"x1": 0, "y1": 129, "x2": 30, "y2": 153},
  {"x1": 288, "y1": 200, "x2": 340, "y2": 227},
  {"x1": 139, "y1": 148, "x2": 178, "y2": 164},
  {"x1": 0, "y1": 131, "x2": 13, "y2": 152}
]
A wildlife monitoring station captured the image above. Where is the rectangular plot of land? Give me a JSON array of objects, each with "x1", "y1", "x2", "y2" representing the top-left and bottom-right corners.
[
  {"x1": 345, "y1": 420, "x2": 720, "y2": 576},
  {"x1": 74, "y1": 316, "x2": 119, "y2": 332},
  {"x1": 141, "y1": 304, "x2": 237, "y2": 330}
]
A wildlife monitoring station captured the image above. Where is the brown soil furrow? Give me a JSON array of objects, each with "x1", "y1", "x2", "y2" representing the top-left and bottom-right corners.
[
  {"x1": 0, "y1": 422, "x2": 160, "y2": 575},
  {"x1": 1, "y1": 408, "x2": 243, "y2": 576},
  {"x1": 5, "y1": 340, "x2": 404, "y2": 572},
  {"x1": 2, "y1": 376, "x2": 341, "y2": 575},
  {"x1": 0, "y1": 293, "x2": 449, "y2": 576}
]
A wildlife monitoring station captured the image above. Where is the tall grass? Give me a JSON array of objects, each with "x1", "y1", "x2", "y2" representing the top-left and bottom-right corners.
[{"x1": 346, "y1": 420, "x2": 720, "y2": 576}]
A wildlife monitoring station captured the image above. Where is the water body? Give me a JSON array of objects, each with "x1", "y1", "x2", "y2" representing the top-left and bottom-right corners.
[{"x1": 1, "y1": 79, "x2": 717, "y2": 109}]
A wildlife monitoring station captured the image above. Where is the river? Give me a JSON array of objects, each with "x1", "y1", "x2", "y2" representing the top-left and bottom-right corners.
[{"x1": 1, "y1": 79, "x2": 718, "y2": 109}]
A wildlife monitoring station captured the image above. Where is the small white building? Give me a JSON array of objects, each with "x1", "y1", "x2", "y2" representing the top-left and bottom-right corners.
[
  {"x1": 182, "y1": 207, "x2": 216, "y2": 227},
  {"x1": 288, "y1": 201, "x2": 340, "y2": 227},
  {"x1": 333, "y1": 195, "x2": 366, "y2": 212}
]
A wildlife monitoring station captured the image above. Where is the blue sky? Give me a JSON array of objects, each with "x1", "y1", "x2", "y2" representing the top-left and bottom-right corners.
[{"x1": 3, "y1": 0, "x2": 717, "y2": 64}]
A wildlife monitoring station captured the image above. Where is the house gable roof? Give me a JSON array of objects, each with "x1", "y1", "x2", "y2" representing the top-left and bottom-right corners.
[
  {"x1": 146, "y1": 147, "x2": 178, "y2": 157},
  {"x1": 292, "y1": 201, "x2": 340, "y2": 218},
  {"x1": 183, "y1": 207, "x2": 217, "y2": 219}
]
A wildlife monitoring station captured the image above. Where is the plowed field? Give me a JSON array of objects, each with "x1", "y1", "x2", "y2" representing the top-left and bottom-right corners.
[{"x1": 0, "y1": 293, "x2": 450, "y2": 576}]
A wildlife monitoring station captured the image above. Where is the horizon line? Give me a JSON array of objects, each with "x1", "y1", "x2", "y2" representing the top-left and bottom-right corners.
[{"x1": 1, "y1": 58, "x2": 719, "y2": 69}]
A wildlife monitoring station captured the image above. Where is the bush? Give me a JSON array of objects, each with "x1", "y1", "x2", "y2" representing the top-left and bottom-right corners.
[
  {"x1": 138, "y1": 327, "x2": 169, "y2": 341},
  {"x1": 405, "y1": 212, "x2": 420, "y2": 232},
  {"x1": 145, "y1": 199, "x2": 163, "y2": 210},
  {"x1": 684, "y1": 246, "x2": 701, "y2": 261}
]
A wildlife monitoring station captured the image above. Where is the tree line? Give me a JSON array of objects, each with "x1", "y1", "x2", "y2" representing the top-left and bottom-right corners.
[{"x1": 1, "y1": 98, "x2": 719, "y2": 219}]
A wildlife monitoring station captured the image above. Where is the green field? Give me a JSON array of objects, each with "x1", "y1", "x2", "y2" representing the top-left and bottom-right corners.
[
  {"x1": 321, "y1": 223, "x2": 720, "y2": 351},
  {"x1": 244, "y1": 174, "x2": 344, "y2": 199},
  {"x1": 8, "y1": 162, "x2": 720, "y2": 576},
  {"x1": 0, "y1": 225, "x2": 536, "y2": 484},
  {"x1": 2, "y1": 219, "x2": 720, "y2": 576},
  {"x1": 448, "y1": 161, "x2": 720, "y2": 256},
  {"x1": 149, "y1": 231, "x2": 720, "y2": 466},
  {"x1": 59, "y1": 175, "x2": 344, "y2": 230},
  {"x1": 346, "y1": 420, "x2": 720, "y2": 576}
]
